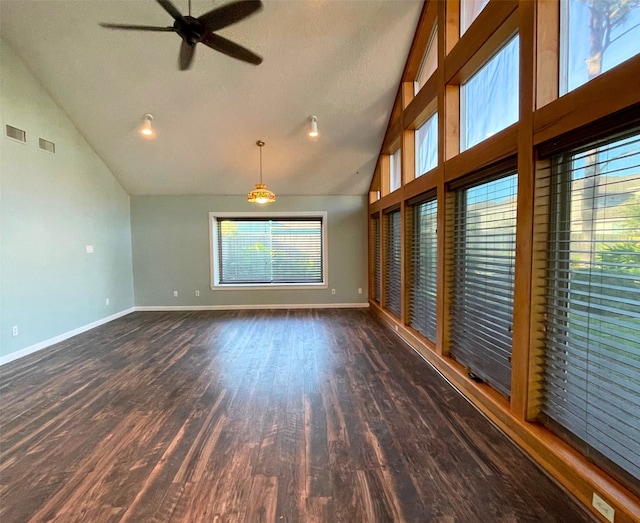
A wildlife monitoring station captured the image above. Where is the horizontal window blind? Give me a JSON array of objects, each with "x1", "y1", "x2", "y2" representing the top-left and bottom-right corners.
[
  {"x1": 540, "y1": 130, "x2": 640, "y2": 489},
  {"x1": 216, "y1": 217, "x2": 323, "y2": 284},
  {"x1": 409, "y1": 196, "x2": 437, "y2": 342},
  {"x1": 450, "y1": 172, "x2": 517, "y2": 396},
  {"x1": 372, "y1": 214, "x2": 381, "y2": 303},
  {"x1": 385, "y1": 209, "x2": 401, "y2": 317}
]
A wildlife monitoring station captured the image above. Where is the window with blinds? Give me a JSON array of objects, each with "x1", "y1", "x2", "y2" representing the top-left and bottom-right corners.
[
  {"x1": 211, "y1": 214, "x2": 325, "y2": 287},
  {"x1": 385, "y1": 209, "x2": 402, "y2": 317},
  {"x1": 409, "y1": 195, "x2": 437, "y2": 342},
  {"x1": 540, "y1": 130, "x2": 640, "y2": 491},
  {"x1": 372, "y1": 214, "x2": 381, "y2": 303},
  {"x1": 450, "y1": 172, "x2": 518, "y2": 396}
]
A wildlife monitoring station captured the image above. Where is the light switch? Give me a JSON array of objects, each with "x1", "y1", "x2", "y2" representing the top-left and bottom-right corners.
[{"x1": 86, "y1": 245, "x2": 94, "y2": 254}]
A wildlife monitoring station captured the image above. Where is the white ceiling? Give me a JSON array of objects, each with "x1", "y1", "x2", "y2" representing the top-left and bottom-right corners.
[{"x1": 0, "y1": 0, "x2": 422, "y2": 196}]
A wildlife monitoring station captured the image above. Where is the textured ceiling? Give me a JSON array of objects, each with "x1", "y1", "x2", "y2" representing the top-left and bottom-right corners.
[{"x1": 0, "y1": 0, "x2": 422, "y2": 196}]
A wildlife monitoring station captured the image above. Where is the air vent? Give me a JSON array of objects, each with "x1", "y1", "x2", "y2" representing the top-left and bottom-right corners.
[
  {"x1": 39, "y1": 138, "x2": 56, "y2": 154},
  {"x1": 5, "y1": 124, "x2": 26, "y2": 143}
]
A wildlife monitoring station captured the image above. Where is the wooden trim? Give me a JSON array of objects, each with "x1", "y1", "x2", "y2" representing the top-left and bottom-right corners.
[
  {"x1": 401, "y1": 129, "x2": 416, "y2": 186},
  {"x1": 403, "y1": 0, "x2": 439, "y2": 83},
  {"x1": 401, "y1": 81, "x2": 415, "y2": 111},
  {"x1": 435, "y1": 179, "x2": 448, "y2": 358},
  {"x1": 368, "y1": 211, "x2": 378, "y2": 304},
  {"x1": 404, "y1": 165, "x2": 439, "y2": 202},
  {"x1": 444, "y1": 84, "x2": 460, "y2": 161},
  {"x1": 537, "y1": 102, "x2": 640, "y2": 158},
  {"x1": 443, "y1": 0, "x2": 459, "y2": 56},
  {"x1": 380, "y1": 154, "x2": 391, "y2": 197},
  {"x1": 535, "y1": 0, "x2": 559, "y2": 109},
  {"x1": 405, "y1": 77, "x2": 438, "y2": 129},
  {"x1": 510, "y1": 0, "x2": 536, "y2": 420},
  {"x1": 444, "y1": 124, "x2": 518, "y2": 184},
  {"x1": 382, "y1": 120, "x2": 403, "y2": 154},
  {"x1": 400, "y1": 201, "x2": 407, "y2": 324},
  {"x1": 533, "y1": 54, "x2": 640, "y2": 145},
  {"x1": 444, "y1": 1, "x2": 519, "y2": 85},
  {"x1": 377, "y1": 187, "x2": 403, "y2": 211}
]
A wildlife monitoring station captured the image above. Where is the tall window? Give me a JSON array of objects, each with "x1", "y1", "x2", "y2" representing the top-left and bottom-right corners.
[
  {"x1": 414, "y1": 24, "x2": 438, "y2": 94},
  {"x1": 450, "y1": 172, "x2": 518, "y2": 396},
  {"x1": 210, "y1": 213, "x2": 326, "y2": 287},
  {"x1": 541, "y1": 130, "x2": 640, "y2": 492},
  {"x1": 461, "y1": 35, "x2": 519, "y2": 151},
  {"x1": 561, "y1": 0, "x2": 640, "y2": 94},
  {"x1": 390, "y1": 148, "x2": 401, "y2": 192},
  {"x1": 372, "y1": 213, "x2": 381, "y2": 303},
  {"x1": 385, "y1": 209, "x2": 402, "y2": 317},
  {"x1": 415, "y1": 113, "x2": 438, "y2": 177},
  {"x1": 409, "y1": 195, "x2": 438, "y2": 342}
]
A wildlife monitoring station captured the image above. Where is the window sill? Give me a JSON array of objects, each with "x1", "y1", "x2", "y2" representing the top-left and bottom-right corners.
[{"x1": 212, "y1": 283, "x2": 328, "y2": 291}]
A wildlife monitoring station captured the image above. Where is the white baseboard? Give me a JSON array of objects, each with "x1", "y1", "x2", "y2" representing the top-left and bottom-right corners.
[
  {"x1": 0, "y1": 307, "x2": 136, "y2": 366},
  {"x1": 135, "y1": 303, "x2": 370, "y2": 311},
  {"x1": 1, "y1": 303, "x2": 369, "y2": 365}
]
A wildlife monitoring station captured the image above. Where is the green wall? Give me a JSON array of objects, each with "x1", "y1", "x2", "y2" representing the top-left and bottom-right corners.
[
  {"x1": 0, "y1": 41, "x2": 369, "y2": 361},
  {"x1": 0, "y1": 41, "x2": 135, "y2": 358},
  {"x1": 131, "y1": 195, "x2": 368, "y2": 307}
]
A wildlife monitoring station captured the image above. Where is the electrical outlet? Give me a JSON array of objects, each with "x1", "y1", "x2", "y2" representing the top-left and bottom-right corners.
[
  {"x1": 394, "y1": 324, "x2": 398, "y2": 331},
  {"x1": 173, "y1": 291, "x2": 178, "y2": 297},
  {"x1": 195, "y1": 290, "x2": 200, "y2": 296},
  {"x1": 105, "y1": 298, "x2": 109, "y2": 306},
  {"x1": 592, "y1": 493, "x2": 614, "y2": 523},
  {"x1": 12, "y1": 325, "x2": 19, "y2": 336},
  {"x1": 331, "y1": 288, "x2": 336, "y2": 295},
  {"x1": 358, "y1": 287, "x2": 362, "y2": 294},
  {"x1": 85, "y1": 245, "x2": 94, "y2": 254}
]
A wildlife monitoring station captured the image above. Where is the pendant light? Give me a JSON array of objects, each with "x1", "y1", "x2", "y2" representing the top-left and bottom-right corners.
[{"x1": 248, "y1": 140, "x2": 276, "y2": 204}]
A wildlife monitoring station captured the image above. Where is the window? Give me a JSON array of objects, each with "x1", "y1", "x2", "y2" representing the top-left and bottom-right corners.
[
  {"x1": 390, "y1": 148, "x2": 401, "y2": 192},
  {"x1": 414, "y1": 24, "x2": 438, "y2": 94},
  {"x1": 415, "y1": 113, "x2": 438, "y2": 177},
  {"x1": 450, "y1": 172, "x2": 518, "y2": 396},
  {"x1": 461, "y1": 35, "x2": 519, "y2": 151},
  {"x1": 372, "y1": 213, "x2": 381, "y2": 303},
  {"x1": 210, "y1": 213, "x2": 326, "y2": 288},
  {"x1": 561, "y1": 0, "x2": 640, "y2": 94},
  {"x1": 461, "y1": 0, "x2": 490, "y2": 35},
  {"x1": 541, "y1": 130, "x2": 640, "y2": 492},
  {"x1": 385, "y1": 209, "x2": 402, "y2": 317},
  {"x1": 409, "y1": 195, "x2": 438, "y2": 342}
]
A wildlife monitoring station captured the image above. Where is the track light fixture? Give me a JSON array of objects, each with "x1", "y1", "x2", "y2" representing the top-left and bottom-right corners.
[
  {"x1": 308, "y1": 115, "x2": 318, "y2": 137},
  {"x1": 139, "y1": 113, "x2": 155, "y2": 139}
]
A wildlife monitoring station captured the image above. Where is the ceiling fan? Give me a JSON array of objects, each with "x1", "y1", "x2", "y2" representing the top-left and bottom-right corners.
[{"x1": 100, "y1": 0, "x2": 263, "y2": 70}]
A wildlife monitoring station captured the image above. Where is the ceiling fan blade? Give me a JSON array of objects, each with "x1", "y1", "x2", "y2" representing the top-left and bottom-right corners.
[
  {"x1": 200, "y1": 32, "x2": 262, "y2": 65},
  {"x1": 179, "y1": 41, "x2": 196, "y2": 70},
  {"x1": 197, "y1": 0, "x2": 263, "y2": 33},
  {"x1": 100, "y1": 23, "x2": 174, "y2": 32},
  {"x1": 156, "y1": 0, "x2": 183, "y2": 21}
]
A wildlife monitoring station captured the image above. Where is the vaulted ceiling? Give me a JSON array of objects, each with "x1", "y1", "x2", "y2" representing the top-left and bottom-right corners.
[{"x1": 0, "y1": 0, "x2": 422, "y2": 196}]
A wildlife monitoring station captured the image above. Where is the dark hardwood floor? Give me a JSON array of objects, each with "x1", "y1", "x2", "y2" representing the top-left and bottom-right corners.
[{"x1": 0, "y1": 309, "x2": 594, "y2": 522}]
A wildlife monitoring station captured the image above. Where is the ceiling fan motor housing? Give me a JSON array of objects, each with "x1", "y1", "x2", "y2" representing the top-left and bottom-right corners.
[{"x1": 174, "y1": 16, "x2": 202, "y2": 46}]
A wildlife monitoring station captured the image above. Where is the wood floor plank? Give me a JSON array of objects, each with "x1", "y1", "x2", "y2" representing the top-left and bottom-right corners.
[{"x1": 0, "y1": 309, "x2": 595, "y2": 522}]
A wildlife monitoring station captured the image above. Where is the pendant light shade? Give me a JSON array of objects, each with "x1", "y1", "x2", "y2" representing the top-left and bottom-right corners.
[{"x1": 248, "y1": 140, "x2": 275, "y2": 204}]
